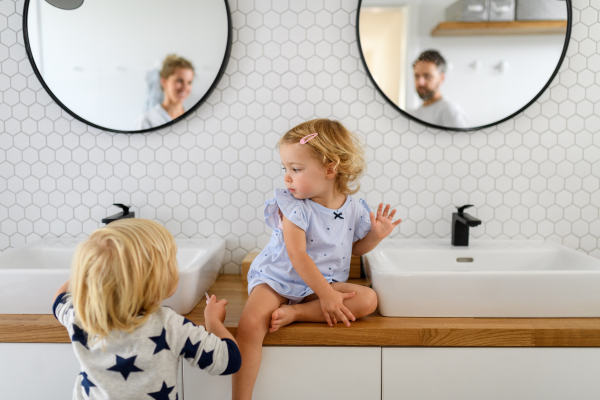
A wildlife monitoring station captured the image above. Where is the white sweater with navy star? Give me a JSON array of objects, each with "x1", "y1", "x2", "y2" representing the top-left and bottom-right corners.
[{"x1": 54, "y1": 292, "x2": 241, "y2": 400}]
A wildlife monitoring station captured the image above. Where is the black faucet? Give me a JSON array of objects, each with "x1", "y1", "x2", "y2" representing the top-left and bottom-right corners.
[
  {"x1": 451, "y1": 205, "x2": 481, "y2": 246},
  {"x1": 102, "y1": 204, "x2": 135, "y2": 225}
]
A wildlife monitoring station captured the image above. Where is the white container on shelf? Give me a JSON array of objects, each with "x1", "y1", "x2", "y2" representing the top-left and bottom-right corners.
[
  {"x1": 445, "y1": 0, "x2": 491, "y2": 21},
  {"x1": 515, "y1": 0, "x2": 568, "y2": 21}
]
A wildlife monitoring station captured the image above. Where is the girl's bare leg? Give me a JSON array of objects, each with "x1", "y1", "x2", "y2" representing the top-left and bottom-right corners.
[
  {"x1": 269, "y1": 283, "x2": 378, "y2": 332},
  {"x1": 232, "y1": 284, "x2": 287, "y2": 400}
]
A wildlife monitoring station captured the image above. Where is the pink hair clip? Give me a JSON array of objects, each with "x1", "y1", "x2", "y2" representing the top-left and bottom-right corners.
[{"x1": 300, "y1": 133, "x2": 318, "y2": 144}]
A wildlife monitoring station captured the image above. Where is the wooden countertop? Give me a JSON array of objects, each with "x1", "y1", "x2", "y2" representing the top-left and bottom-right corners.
[{"x1": 2, "y1": 275, "x2": 600, "y2": 346}]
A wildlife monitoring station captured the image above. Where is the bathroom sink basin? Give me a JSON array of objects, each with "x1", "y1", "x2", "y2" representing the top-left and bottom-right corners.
[
  {"x1": 363, "y1": 239, "x2": 600, "y2": 317},
  {"x1": 0, "y1": 237, "x2": 225, "y2": 315}
]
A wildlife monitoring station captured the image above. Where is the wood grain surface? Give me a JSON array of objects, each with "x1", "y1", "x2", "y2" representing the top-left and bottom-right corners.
[
  {"x1": 431, "y1": 20, "x2": 568, "y2": 36},
  {"x1": 2, "y1": 275, "x2": 600, "y2": 346}
]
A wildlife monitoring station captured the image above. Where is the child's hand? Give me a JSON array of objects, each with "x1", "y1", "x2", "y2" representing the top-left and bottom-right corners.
[
  {"x1": 204, "y1": 294, "x2": 228, "y2": 324},
  {"x1": 53, "y1": 280, "x2": 69, "y2": 303},
  {"x1": 369, "y1": 203, "x2": 402, "y2": 240},
  {"x1": 320, "y1": 289, "x2": 356, "y2": 327},
  {"x1": 203, "y1": 294, "x2": 236, "y2": 342}
]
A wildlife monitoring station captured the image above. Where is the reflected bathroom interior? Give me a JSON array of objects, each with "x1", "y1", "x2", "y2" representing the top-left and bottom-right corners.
[{"x1": 358, "y1": 0, "x2": 568, "y2": 129}]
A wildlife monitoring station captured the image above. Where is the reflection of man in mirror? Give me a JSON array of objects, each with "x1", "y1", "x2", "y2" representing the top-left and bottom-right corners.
[
  {"x1": 412, "y1": 50, "x2": 468, "y2": 128},
  {"x1": 137, "y1": 54, "x2": 195, "y2": 130}
]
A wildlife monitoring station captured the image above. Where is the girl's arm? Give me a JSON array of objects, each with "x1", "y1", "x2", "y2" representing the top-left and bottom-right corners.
[
  {"x1": 282, "y1": 214, "x2": 355, "y2": 327},
  {"x1": 352, "y1": 204, "x2": 402, "y2": 256}
]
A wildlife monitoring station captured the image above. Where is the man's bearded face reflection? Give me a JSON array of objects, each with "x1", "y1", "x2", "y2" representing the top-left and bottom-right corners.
[{"x1": 414, "y1": 61, "x2": 444, "y2": 101}]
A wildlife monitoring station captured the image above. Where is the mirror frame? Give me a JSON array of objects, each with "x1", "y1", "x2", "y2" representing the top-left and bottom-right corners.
[
  {"x1": 356, "y1": 0, "x2": 572, "y2": 132},
  {"x1": 22, "y1": 0, "x2": 232, "y2": 134}
]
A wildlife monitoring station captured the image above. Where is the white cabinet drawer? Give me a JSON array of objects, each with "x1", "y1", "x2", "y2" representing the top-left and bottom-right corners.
[
  {"x1": 0, "y1": 343, "x2": 79, "y2": 399},
  {"x1": 382, "y1": 347, "x2": 600, "y2": 400},
  {"x1": 0, "y1": 343, "x2": 184, "y2": 400},
  {"x1": 184, "y1": 346, "x2": 381, "y2": 400}
]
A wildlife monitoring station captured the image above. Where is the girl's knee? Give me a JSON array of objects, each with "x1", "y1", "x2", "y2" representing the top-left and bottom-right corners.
[
  {"x1": 365, "y1": 287, "x2": 378, "y2": 315},
  {"x1": 237, "y1": 309, "x2": 273, "y2": 341},
  {"x1": 356, "y1": 287, "x2": 378, "y2": 317},
  {"x1": 238, "y1": 314, "x2": 267, "y2": 337}
]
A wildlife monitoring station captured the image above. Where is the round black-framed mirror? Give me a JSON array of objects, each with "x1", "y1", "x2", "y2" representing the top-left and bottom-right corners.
[
  {"x1": 356, "y1": 0, "x2": 572, "y2": 132},
  {"x1": 23, "y1": 0, "x2": 232, "y2": 134}
]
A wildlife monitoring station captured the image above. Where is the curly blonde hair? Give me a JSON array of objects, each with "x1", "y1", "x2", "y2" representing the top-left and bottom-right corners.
[
  {"x1": 160, "y1": 54, "x2": 194, "y2": 80},
  {"x1": 278, "y1": 119, "x2": 366, "y2": 195},
  {"x1": 70, "y1": 219, "x2": 179, "y2": 341}
]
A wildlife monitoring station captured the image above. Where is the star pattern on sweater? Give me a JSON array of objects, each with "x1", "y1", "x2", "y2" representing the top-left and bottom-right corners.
[
  {"x1": 147, "y1": 381, "x2": 174, "y2": 400},
  {"x1": 80, "y1": 371, "x2": 96, "y2": 396},
  {"x1": 71, "y1": 324, "x2": 89, "y2": 349},
  {"x1": 182, "y1": 317, "x2": 195, "y2": 326},
  {"x1": 107, "y1": 355, "x2": 144, "y2": 380},
  {"x1": 180, "y1": 338, "x2": 200, "y2": 359},
  {"x1": 198, "y1": 349, "x2": 214, "y2": 370},
  {"x1": 149, "y1": 328, "x2": 171, "y2": 355}
]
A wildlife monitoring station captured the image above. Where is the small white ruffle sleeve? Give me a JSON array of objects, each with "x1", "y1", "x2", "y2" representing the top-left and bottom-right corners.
[{"x1": 264, "y1": 188, "x2": 308, "y2": 231}]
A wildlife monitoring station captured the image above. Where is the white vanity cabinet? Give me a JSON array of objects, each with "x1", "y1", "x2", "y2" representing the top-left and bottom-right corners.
[
  {"x1": 382, "y1": 348, "x2": 600, "y2": 400},
  {"x1": 0, "y1": 343, "x2": 80, "y2": 399},
  {"x1": 0, "y1": 343, "x2": 184, "y2": 400},
  {"x1": 183, "y1": 346, "x2": 382, "y2": 400},
  {"x1": 3, "y1": 344, "x2": 600, "y2": 400}
]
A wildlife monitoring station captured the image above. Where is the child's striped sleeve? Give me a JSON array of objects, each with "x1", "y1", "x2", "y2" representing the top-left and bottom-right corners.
[{"x1": 167, "y1": 311, "x2": 241, "y2": 376}]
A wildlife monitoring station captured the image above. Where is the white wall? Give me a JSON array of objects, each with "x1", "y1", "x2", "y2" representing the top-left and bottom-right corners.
[{"x1": 0, "y1": 0, "x2": 599, "y2": 274}]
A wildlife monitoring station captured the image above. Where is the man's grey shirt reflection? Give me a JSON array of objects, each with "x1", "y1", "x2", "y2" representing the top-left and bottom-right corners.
[{"x1": 412, "y1": 98, "x2": 469, "y2": 128}]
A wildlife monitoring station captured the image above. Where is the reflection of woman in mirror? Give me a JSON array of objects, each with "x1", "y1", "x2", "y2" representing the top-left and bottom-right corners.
[
  {"x1": 412, "y1": 50, "x2": 468, "y2": 128},
  {"x1": 137, "y1": 54, "x2": 194, "y2": 130}
]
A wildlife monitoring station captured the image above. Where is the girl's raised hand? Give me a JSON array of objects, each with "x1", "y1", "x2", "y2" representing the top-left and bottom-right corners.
[{"x1": 369, "y1": 203, "x2": 402, "y2": 240}]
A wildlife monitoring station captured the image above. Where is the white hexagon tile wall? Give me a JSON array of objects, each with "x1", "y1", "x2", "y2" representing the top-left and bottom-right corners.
[{"x1": 0, "y1": 0, "x2": 599, "y2": 273}]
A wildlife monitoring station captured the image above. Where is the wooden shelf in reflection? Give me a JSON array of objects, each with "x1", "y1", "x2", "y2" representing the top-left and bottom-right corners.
[{"x1": 431, "y1": 20, "x2": 568, "y2": 36}]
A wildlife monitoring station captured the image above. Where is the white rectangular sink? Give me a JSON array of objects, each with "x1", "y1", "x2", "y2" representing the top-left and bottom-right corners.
[
  {"x1": 0, "y1": 237, "x2": 225, "y2": 315},
  {"x1": 363, "y1": 239, "x2": 600, "y2": 317}
]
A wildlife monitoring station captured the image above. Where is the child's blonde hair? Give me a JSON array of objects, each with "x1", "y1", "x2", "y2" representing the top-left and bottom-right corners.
[
  {"x1": 70, "y1": 219, "x2": 179, "y2": 340},
  {"x1": 278, "y1": 118, "x2": 366, "y2": 195}
]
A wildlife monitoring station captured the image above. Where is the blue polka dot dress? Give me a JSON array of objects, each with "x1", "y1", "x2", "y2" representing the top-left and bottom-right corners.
[{"x1": 247, "y1": 188, "x2": 372, "y2": 301}]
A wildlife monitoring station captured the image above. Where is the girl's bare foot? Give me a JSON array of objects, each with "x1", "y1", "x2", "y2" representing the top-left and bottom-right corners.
[{"x1": 269, "y1": 305, "x2": 296, "y2": 332}]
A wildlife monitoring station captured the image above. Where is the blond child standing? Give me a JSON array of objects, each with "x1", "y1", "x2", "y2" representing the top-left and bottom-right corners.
[
  {"x1": 232, "y1": 119, "x2": 401, "y2": 399},
  {"x1": 52, "y1": 218, "x2": 241, "y2": 399}
]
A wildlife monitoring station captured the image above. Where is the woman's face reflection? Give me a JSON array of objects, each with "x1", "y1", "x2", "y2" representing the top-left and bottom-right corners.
[{"x1": 161, "y1": 67, "x2": 194, "y2": 105}]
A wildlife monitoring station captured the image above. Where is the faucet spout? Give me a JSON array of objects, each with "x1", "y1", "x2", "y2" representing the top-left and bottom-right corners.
[
  {"x1": 452, "y1": 205, "x2": 481, "y2": 246},
  {"x1": 456, "y1": 212, "x2": 481, "y2": 227},
  {"x1": 102, "y1": 203, "x2": 135, "y2": 225}
]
